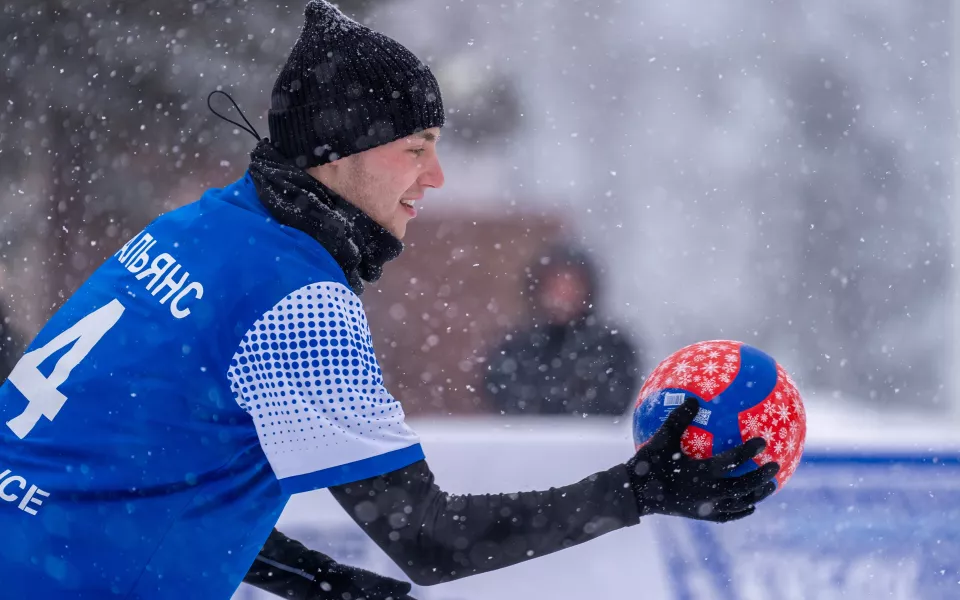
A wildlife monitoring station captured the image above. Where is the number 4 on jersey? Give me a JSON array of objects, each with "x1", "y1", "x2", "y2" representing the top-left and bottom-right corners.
[{"x1": 6, "y1": 299, "x2": 125, "y2": 439}]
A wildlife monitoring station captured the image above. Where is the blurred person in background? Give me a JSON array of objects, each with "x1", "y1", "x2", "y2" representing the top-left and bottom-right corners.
[
  {"x1": 0, "y1": 2, "x2": 779, "y2": 599},
  {"x1": 484, "y1": 243, "x2": 642, "y2": 415}
]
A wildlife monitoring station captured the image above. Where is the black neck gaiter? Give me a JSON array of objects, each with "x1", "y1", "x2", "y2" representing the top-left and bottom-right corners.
[{"x1": 247, "y1": 140, "x2": 403, "y2": 295}]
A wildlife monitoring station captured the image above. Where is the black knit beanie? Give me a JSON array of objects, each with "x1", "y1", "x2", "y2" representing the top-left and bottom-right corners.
[{"x1": 268, "y1": 0, "x2": 445, "y2": 169}]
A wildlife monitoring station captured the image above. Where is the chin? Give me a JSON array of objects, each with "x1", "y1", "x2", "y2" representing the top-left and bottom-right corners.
[{"x1": 390, "y1": 222, "x2": 408, "y2": 239}]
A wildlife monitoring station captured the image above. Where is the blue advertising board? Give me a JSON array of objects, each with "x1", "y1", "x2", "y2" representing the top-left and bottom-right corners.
[{"x1": 655, "y1": 454, "x2": 960, "y2": 600}]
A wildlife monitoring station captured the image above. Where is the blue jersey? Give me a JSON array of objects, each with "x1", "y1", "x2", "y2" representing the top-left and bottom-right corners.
[{"x1": 0, "y1": 174, "x2": 424, "y2": 598}]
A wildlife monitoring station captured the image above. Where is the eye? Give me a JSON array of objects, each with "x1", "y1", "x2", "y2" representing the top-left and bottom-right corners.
[{"x1": 410, "y1": 148, "x2": 426, "y2": 157}]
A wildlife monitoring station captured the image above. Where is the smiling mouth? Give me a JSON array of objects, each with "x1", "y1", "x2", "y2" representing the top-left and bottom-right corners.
[{"x1": 399, "y1": 199, "x2": 418, "y2": 217}]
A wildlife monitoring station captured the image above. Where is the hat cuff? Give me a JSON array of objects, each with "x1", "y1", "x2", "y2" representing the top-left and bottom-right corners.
[{"x1": 269, "y1": 97, "x2": 445, "y2": 169}]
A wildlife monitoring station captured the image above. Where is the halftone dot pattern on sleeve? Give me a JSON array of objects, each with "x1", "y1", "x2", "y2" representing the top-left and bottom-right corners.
[{"x1": 227, "y1": 281, "x2": 419, "y2": 481}]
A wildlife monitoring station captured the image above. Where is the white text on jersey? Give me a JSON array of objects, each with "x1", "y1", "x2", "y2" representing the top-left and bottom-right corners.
[
  {"x1": 115, "y1": 232, "x2": 204, "y2": 319},
  {"x1": 0, "y1": 467, "x2": 49, "y2": 516}
]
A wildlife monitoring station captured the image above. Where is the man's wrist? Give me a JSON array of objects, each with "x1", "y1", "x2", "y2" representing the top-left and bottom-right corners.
[
  {"x1": 603, "y1": 462, "x2": 645, "y2": 525},
  {"x1": 624, "y1": 453, "x2": 660, "y2": 518}
]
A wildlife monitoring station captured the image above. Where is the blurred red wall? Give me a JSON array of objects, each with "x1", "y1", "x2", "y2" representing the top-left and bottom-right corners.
[{"x1": 362, "y1": 213, "x2": 566, "y2": 415}]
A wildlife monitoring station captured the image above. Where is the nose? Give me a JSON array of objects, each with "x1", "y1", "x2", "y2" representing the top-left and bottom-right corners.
[{"x1": 420, "y1": 154, "x2": 445, "y2": 190}]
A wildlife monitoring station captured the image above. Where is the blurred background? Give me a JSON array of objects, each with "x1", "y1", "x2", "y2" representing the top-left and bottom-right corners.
[
  {"x1": 3, "y1": 1, "x2": 960, "y2": 599},
  {"x1": 2, "y1": 0, "x2": 956, "y2": 416}
]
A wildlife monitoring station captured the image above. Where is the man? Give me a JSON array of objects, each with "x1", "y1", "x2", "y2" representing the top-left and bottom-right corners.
[
  {"x1": 0, "y1": 2, "x2": 779, "y2": 599},
  {"x1": 485, "y1": 243, "x2": 642, "y2": 415}
]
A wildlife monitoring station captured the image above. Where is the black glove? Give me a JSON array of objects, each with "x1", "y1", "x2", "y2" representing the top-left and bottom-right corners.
[
  {"x1": 244, "y1": 529, "x2": 416, "y2": 600},
  {"x1": 627, "y1": 396, "x2": 780, "y2": 523},
  {"x1": 308, "y1": 560, "x2": 415, "y2": 600}
]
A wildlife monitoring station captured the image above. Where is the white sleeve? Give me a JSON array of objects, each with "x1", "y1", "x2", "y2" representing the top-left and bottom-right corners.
[{"x1": 226, "y1": 281, "x2": 423, "y2": 494}]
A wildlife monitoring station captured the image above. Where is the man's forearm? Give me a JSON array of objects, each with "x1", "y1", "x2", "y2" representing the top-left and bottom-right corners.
[{"x1": 328, "y1": 459, "x2": 639, "y2": 586}]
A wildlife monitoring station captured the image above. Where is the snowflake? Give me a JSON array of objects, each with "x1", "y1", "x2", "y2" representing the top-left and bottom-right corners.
[
  {"x1": 775, "y1": 403, "x2": 792, "y2": 423},
  {"x1": 675, "y1": 372, "x2": 692, "y2": 386},
  {"x1": 700, "y1": 378, "x2": 718, "y2": 395},
  {"x1": 742, "y1": 414, "x2": 762, "y2": 435},
  {"x1": 762, "y1": 403, "x2": 780, "y2": 425},
  {"x1": 689, "y1": 434, "x2": 710, "y2": 453},
  {"x1": 755, "y1": 452, "x2": 774, "y2": 465},
  {"x1": 792, "y1": 395, "x2": 805, "y2": 418},
  {"x1": 760, "y1": 413, "x2": 768, "y2": 423},
  {"x1": 707, "y1": 350, "x2": 720, "y2": 359},
  {"x1": 694, "y1": 354, "x2": 705, "y2": 362},
  {"x1": 719, "y1": 373, "x2": 731, "y2": 384},
  {"x1": 680, "y1": 351, "x2": 695, "y2": 360},
  {"x1": 785, "y1": 437, "x2": 797, "y2": 455},
  {"x1": 778, "y1": 427, "x2": 788, "y2": 440},
  {"x1": 672, "y1": 361, "x2": 694, "y2": 375},
  {"x1": 775, "y1": 390, "x2": 783, "y2": 400},
  {"x1": 773, "y1": 440, "x2": 784, "y2": 455},
  {"x1": 693, "y1": 374, "x2": 702, "y2": 383},
  {"x1": 701, "y1": 361, "x2": 720, "y2": 376},
  {"x1": 724, "y1": 353, "x2": 738, "y2": 363},
  {"x1": 722, "y1": 362, "x2": 738, "y2": 373},
  {"x1": 682, "y1": 430, "x2": 711, "y2": 458},
  {"x1": 759, "y1": 427, "x2": 776, "y2": 443}
]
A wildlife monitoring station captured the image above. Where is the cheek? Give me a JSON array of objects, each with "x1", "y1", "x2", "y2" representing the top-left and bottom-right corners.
[
  {"x1": 380, "y1": 155, "x2": 421, "y2": 190},
  {"x1": 364, "y1": 177, "x2": 405, "y2": 218},
  {"x1": 356, "y1": 156, "x2": 420, "y2": 218},
  {"x1": 377, "y1": 178, "x2": 416, "y2": 209}
]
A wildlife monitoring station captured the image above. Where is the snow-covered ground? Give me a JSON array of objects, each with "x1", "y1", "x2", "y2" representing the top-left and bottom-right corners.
[{"x1": 234, "y1": 393, "x2": 960, "y2": 600}]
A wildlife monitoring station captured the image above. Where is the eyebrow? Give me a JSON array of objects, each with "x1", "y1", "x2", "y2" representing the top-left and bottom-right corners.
[{"x1": 414, "y1": 131, "x2": 439, "y2": 142}]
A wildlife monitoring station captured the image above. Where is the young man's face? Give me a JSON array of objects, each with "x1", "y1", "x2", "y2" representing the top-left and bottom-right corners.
[{"x1": 310, "y1": 128, "x2": 445, "y2": 239}]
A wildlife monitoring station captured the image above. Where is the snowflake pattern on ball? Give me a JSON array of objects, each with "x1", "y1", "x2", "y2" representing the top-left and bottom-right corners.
[
  {"x1": 227, "y1": 281, "x2": 419, "y2": 481},
  {"x1": 742, "y1": 413, "x2": 762, "y2": 436},
  {"x1": 738, "y1": 363, "x2": 806, "y2": 487},
  {"x1": 637, "y1": 340, "x2": 742, "y2": 403},
  {"x1": 681, "y1": 426, "x2": 714, "y2": 459}
]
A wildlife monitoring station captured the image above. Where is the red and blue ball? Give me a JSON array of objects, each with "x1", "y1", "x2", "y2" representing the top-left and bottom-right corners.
[{"x1": 633, "y1": 340, "x2": 806, "y2": 489}]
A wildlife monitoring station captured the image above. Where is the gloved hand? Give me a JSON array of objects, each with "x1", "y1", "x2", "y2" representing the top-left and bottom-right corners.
[
  {"x1": 244, "y1": 529, "x2": 416, "y2": 600},
  {"x1": 627, "y1": 396, "x2": 780, "y2": 523}
]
